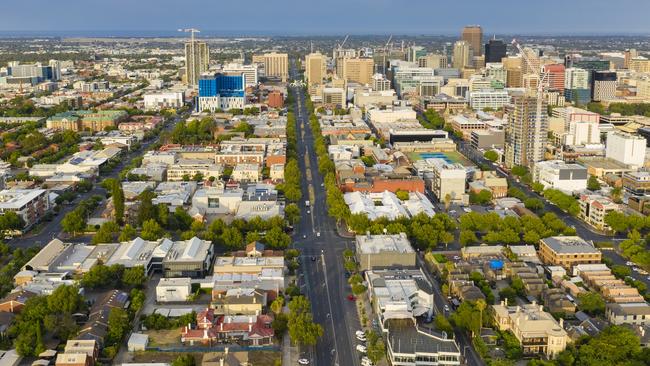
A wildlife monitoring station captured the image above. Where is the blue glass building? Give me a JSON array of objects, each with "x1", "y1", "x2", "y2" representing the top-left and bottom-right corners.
[{"x1": 199, "y1": 73, "x2": 245, "y2": 98}]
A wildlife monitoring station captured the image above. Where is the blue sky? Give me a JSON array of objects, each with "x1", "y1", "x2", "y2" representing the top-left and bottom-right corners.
[{"x1": 2, "y1": 0, "x2": 649, "y2": 35}]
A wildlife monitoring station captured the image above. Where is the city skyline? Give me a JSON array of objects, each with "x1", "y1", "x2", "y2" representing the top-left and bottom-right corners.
[{"x1": 2, "y1": 0, "x2": 650, "y2": 35}]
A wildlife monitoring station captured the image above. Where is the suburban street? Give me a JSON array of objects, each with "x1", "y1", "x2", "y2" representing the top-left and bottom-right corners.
[
  {"x1": 290, "y1": 61, "x2": 362, "y2": 366},
  {"x1": 8, "y1": 110, "x2": 187, "y2": 248}
]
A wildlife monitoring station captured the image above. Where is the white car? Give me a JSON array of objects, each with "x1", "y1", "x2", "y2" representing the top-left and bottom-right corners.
[
  {"x1": 355, "y1": 330, "x2": 365, "y2": 337},
  {"x1": 316, "y1": 232, "x2": 321, "y2": 237},
  {"x1": 627, "y1": 261, "x2": 634, "y2": 266},
  {"x1": 361, "y1": 357, "x2": 373, "y2": 366},
  {"x1": 356, "y1": 334, "x2": 367, "y2": 342},
  {"x1": 356, "y1": 345, "x2": 367, "y2": 353},
  {"x1": 298, "y1": 359, "x2": 310, "y2": 365}
]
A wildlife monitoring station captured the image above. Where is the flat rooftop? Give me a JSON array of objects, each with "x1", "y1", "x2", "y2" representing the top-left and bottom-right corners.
[
  {"x1": 356, "y1": 233, "x2": 415, "y2": 255},
  {"x1": 541, "y1": 236, "x2": 600, "y2": 254}
]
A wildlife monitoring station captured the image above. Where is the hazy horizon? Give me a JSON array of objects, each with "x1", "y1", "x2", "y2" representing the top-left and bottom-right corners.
[{"x1": 2, "y1": 0, "x2": 650, "y2": 36}]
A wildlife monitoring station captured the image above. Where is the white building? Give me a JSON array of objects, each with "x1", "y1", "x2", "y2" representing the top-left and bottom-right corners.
[
  {"x1": 166, "y1": 159, "x2": 224, "y2": 181},
  {"x1": 468, "y1": 89, "x2": 510, "y2": 111},
  {"x1": 533, "y1": 160, "x2": 588, "y2": 193},
  {"x1": 222, "y1": 63, "x2": 259, "y2": 87},
  {"x1": 0, "y1": 189, "x2": 50, "y2": 228},
  {"x1": 366, "y1": 268, "x2": 434, "y2": 328},
  {"x1": 606, "y1": 131, "x2": 646, "y2": 168},
  {"x1": 427, "y1": 158, "x2": 467, "y2": 201},
  {"x1": 366, "y1": 107, "x2": 417, "y2": 123},
  {"x1": 143, "y1": 91, "x2": 185, "y2": 110},
  {"x1": 565, "y1": 68, "x2": 590, "y2": 89},
  {"x1": 156, "y1": 277, "x2": 192, "y2": 302},
  {"x1": 232, "y1": 163, "x2": 261, "y2": 182},
  {"x1": 197, "y1": 95, "x2": 246, "y2": 112}
]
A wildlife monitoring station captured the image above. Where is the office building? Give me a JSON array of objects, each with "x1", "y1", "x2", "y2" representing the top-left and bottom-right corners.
[
  {"x1": 371, "y1": 73, "x2": 391, "y2": 91},
  {"x1": 162, "y1": 237, "x2": 214, "y2": 278},
  {"x1": 222, "y1": 63, "x2": 258, "y2": 87},
  {"x1": 184, "y1": 41, "x2": 209, "y2": 86},
  {"x1": 305, "y1": 52, "x2": 326, "y2": 86},
  {"x1": 629, "y1": 57, "x2": 650, "y2": 73},
  {"x1": 493, "y1": 302, "x2": 568, "y2": 358},
  {"x1": 543, "y1": 64, "x2": 565, "y2": 92},
  {"x1": 341, "y1": 58, "x2": 374, "y2": 85},
  {"x1": 504, "y1": 95, "x2": 548, "y2": 168},
  {"x1": 485, "y1": 38, "x2": 506, "y2": 63},
  {"x1": 539, "y1": 236, "x2": 601, "y2": 270},
  {"x1": 452, "y1": 40, "x2": 472, "y2": 69},
  {"x1": 417, "y1": 53, "x2": 448, "y2": 69},
  {"x1": 366, "y1": 268, "x2": 434, "y2": 327},
  {"x1": 468, "y1": 89, "x2": 510, "y2": 111},
  {"x1": 533, "y1": 160, "x2": 588, "y2": 193},
  {"x1": 461, "y1": 25, "x2": 483, "y2": 56},
  {"x1": 48, "y1": 60, "x2": 61, "y2": 81},
  {"x1": 428, "y1": 158, "x2": 466, "y2": 201},
  {"x1": 605, "y1": 131, "x2": 646, "y2": 167},
  {"x1": 252, "y1": 52, "x2": 288, "y2": 81},
  {"x1": 485, "y1": 62, "x2": 507, "y2": 84},
  {"x1": 622, "y1": 171, "x2": 650, "y2": 196},
  {"x1": 554, "y1": 107, "x2": 601, "y2": 146},
  {"x1": 143, "y1": 91, "x2": 185, "y2": 111},
  {"x1": 197, "y1": 73, "x2": 246, "y2": 112},
  {"x1": 592, "y1": 71, "x2": 617, "y2": 101},
  {"x1": 355, "y1": 233, "x2": 416, "y2": 271},
  {"x1": 322, "y1": 87, "x2": 346, "y2": 106},
  {"x1": 624, "y1": 49, "x2": 638, "y2": 69}
]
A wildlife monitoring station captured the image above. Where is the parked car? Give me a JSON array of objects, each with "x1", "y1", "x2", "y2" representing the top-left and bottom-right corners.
[
  {"x1": 356, "y1": 345, "x2": 367, "y2": 353},
  {"x1": 298, "y1": 359, "x2": 310, "y2": 365},
  {"x1": 347, "y1": 294, "x2": 357, "y2": 301}
]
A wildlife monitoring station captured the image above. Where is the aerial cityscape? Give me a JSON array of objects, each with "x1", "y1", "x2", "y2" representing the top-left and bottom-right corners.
[{"x1": 1, "y1": 2, "x2": 650, "y2": 366}]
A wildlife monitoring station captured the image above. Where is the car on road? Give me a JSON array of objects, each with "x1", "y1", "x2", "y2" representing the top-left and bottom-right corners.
[
  {"x1": 356, "y1": 345, "x2": 367, "y2": 353},
  {"x1": 444, "y1": 305, "x2": 450, "y2": 312},
  {"x1": 627, "y1": 261, "x2": 634, "y2": 266},
  {"x1": 311, "y1": 256, "x2": 316, "y2": 261},
  {"x1": 316, "y1": 232, "x2": 321, "y2": 237},
  {"x1": 298, "y1": 359, "x2": 310, "y2": 365},
  {"x1": 347, "y1": 294, "x2": 357, "y2": 301},
  {"x1": 344, "y1": 272, "x2": 351, "y2": 278},
  {"x1": 356, "y1": 333, "x2": 366, "y2": 342},
  {"x1": 361, "y1": 356, "x2": 373, "y2": 366},
  {"x1": 463, "y1": 207, "x2": 471, "y2": 213}
]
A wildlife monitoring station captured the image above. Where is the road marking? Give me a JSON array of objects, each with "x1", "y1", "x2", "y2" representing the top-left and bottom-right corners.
[{"x1": 320, "y1": 252, "x2": 340, "y2": 366}]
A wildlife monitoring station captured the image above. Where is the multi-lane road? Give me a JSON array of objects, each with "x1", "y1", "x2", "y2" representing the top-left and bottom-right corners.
[{"x1": 289, "y1": 62, "x2": 363, "y2": 366}]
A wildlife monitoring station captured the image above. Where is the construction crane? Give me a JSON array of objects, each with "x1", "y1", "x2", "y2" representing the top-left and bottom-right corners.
[
  {"x1": 511, "y1": 38, "x2": 548, "y2": 167},
  {"x1": 179, "y1": 28, "x2": 201, "y2": 83},
  {"x1": 382, "y1": 35, "x2": 393, "y2": 75}
]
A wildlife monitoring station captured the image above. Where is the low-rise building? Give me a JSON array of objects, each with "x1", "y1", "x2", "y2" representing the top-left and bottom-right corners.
[
  {"x1": 163, "y1": 237, "x2": 214, "y2": 278},
  {"x1": 0, "y1": 189, "x2": 50, "y2": 228},
  {"x1": 492, "y1": 301, "x2": 569, "y2": 358},
  {"x1": 232, "y1": 163, "x2": 261, "y2": 183},
  {"x1": 386, "y1": 318, "x2": 461, "y2": 366},
  {"x1": 533, "y1": 160, "x2": 588, "y2": 193},
  {"x1": 366, "y1": 268, "x2": 434, "y2": 329},
  {"x1": 578, "y1": 194, "x2": 619, "y2": 231},
  {"x1": 156, "y1": 277, "x2": 192, "y2": 303},
  {"x1": 355, "y1": 233, "x2": 416, "y2": 271},
  {"x1": 166, "y1": 159, "x2": 223, "y2": 181},
  {"x1": 212, "y1": 288, "x2": 267, "y2": 316},
  {"x1": 622, "y1": 171, "x2": 650, "y2": 196},
  {"x1": 606, "y1": 302, "x2": 650, "y2": 326},
  {"x1": 538, "y1": 236, "x2": 602, "y2": 271}
]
